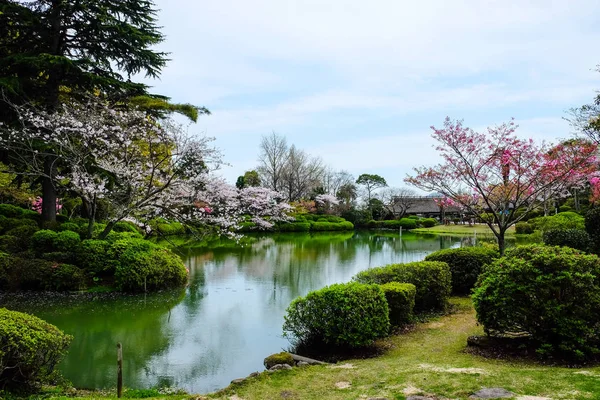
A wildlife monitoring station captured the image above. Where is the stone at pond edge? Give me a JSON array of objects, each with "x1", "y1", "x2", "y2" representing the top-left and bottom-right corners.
[
  {"x1": 264, "y1": 352, "x2": 295, "y2": 369},
  {"x1": 296, "y1": 361, "x2": 309, "y2": 366},
  {"x1": 231, "y1": 378, "x2": 245, "y2": 384},
  {"x1": 470, "y1": 388, "x2": 515, "y2": 399},
  {"x1": 269, "y1": 363, "x2": 293, "y2": 372}
]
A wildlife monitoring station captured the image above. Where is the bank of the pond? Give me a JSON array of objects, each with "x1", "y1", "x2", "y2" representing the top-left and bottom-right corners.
[
  {"x1": 412, "y1": 223, "x2": 516, "y2": 236},
  {"x1": 16, "y1": 298, "x2": 600, "y2": 400}
]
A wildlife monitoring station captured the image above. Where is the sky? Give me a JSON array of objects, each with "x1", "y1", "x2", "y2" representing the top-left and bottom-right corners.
[{"x1": 145, "y1": 0, "x2": 600, "y2": 190}]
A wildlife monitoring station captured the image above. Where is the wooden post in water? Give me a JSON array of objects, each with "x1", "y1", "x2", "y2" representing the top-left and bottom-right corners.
[{"x1": 117, "y1": 342, "x2": 123, "y2": 398}]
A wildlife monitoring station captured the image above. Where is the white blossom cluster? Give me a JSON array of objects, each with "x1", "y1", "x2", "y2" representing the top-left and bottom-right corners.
[{"x1": 0, "y1": 99, "x2": 292, "y2": 234}]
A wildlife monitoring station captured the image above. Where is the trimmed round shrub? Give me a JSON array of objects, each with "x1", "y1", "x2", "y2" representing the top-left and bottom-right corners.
[
  {"x1": 379, "y1": 282, "x2": 416, "y2": 326},
  {"x1": 283, "y1": 282, "x2": 390, "y2": 348},
  {"x1": 114, "y1": 243, "x2": 187, "y2": 292},
  {"x1": 104, "y1": 230, "x2": 143, "y2": 242},
  {"x1": 31, "y1": 230, "x2": 59, "y2": 253},
  {"x1": 0, "y1": 308, "x2": 72, "y2": 389},
  {"x1": 0, "y1": 235, "x2": 21, "y2": 254},
  {"x1": 47, "y1": 263, "x2": 86, "y2": 291},
  {"x1": 0, "y1": 204, "x2": 28, "y2": 218},
  {"x1": 5, "y1": 225, "x2": 39, "y2": 249},
  {"x1": 542, "y1": 229, "x2": 592, "y2": 252},
  {"x1": 354, "y1": 261, "x2": 451, "y2": 312},
  {"x1": 473, "y1": 245, "x2": 600, "y2": 359},
  {"x1": 76, "y1": 239, "x2": 113, "y2": 275},
  {"x1": 420, "y1": 218, "x2": 437, "y2": 228},
  {"x1": 53, "y1": 230, "x2": 81, "y2": 252},
  {"x1": 515, "y1": 222, "x2": 534, "y2": 234},
  {"x1": 113, "y1": 221, "x2": 140, "y2": 233},
  {"x1": 278, "y1": 222, "x2": 311, "y2": 232},
  {"x1": 58, "y1": 222, "x2": 82, "y2": 233},
  {"x1": 425, "y1": 247, "x2": 499, "y2": 295},
  {"x1": 1, "y1": 218, "x2": 38, "y2": 234}
]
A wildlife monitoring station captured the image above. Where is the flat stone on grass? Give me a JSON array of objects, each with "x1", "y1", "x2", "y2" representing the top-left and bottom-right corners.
[{"x1": 470, "y1": 388, "x2": 514, "y2": 399}]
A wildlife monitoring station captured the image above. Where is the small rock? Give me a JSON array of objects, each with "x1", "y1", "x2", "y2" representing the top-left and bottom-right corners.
[
  {"x1": 470, "y1": 388, "x2": 514, "y2": 399},
  {"x1": 335, "y1": 381, "x2": 351, "y2": 389},
  {"x1": 248, "y1": 371, "x2": 260, "y2": 377},
  {"x1": 269, "y1": 363, "x2": 293, "y2": 371},
  {"x1": 296, "y1": 361, "x2": 309, "y2": 366},
  {"x1": 264, "y1": 352, "x2": 295, "y2": 369},
  {"x1": 231, "y1": 378, "x2": 245, "y2": 384}
]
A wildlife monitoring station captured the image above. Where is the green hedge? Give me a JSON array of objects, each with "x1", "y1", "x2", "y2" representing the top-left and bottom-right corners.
[
  {"x1": 366, "y1": 218, "x2": 417, "y2": 230},
  {"x1": 0, "y1": 256, "x2": 85, "y2": 291},
  {"x1": 0, "y1": 204, "x2": 39, "y2": 220},
  {"x1": 0, "y1": 308, "x2": 72, "y2": 389},
  {"x1": 310, "y1": 221, "x2": 354, "y2": 231},
  {"x1": 379, "y1": 282, "x2": 416, "y2": 326},
  {"x1": 277, "y1": 222, "x2": 311, "y2": 232},
  {"x1": 354, "y1": 261, "x2": 451, "y2": 312},
  {"x1": 114, "y1": 241, "x2": 188, "y2": 292},
  {"x1": 425, "y1": 247, "x2": 499, "y2": 295},
  {"x1": 542, "y1": 229, "x2": 592, "y2": 252},
  {"x1": 53, "y1": 230, "x2": 81, "y2": 252},
  {"x1": 283, "y1": 282, "x2": 389, "y2": 348},
  {"x1": 473, "y1": 245, "x2": 600, "y2": 359}
]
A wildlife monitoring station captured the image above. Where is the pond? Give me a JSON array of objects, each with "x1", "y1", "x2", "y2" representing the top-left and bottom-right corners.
[{"x1": 0, "y1": 231, "x2": 498, "y2": 393}]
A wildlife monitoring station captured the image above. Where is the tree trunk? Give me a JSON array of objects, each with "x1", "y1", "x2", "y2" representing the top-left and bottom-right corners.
[
  {"x1": 87, "y1": 195, "x2": 97, "y2": 239},
  {"x1": 41, "y1": 158, "x2": 57, "y2": 222},
  {"x1": 98, "y1": 220, "x2": 116, "y2": 240},
  {"x1": 497, "y1": 230, "x2": 506, "y2": 256}
]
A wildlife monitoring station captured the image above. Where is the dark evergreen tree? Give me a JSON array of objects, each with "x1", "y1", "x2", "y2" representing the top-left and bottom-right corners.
[{"x1": 0, "y1": 0, "x2": 206, "y2": 221}]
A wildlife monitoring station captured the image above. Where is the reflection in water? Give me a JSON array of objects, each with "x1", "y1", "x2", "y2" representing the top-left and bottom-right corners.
[{"x1": 0, "y1": 231, "x2": 484, "y2": 393}]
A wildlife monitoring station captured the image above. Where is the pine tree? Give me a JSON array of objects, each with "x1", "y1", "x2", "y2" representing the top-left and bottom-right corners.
[{"x1": 0, "y1": 0, "x2": 204, "y2": 221}]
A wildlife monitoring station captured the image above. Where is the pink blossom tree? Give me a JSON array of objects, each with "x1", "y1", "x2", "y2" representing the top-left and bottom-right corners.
[{"x1": 406, "y1": 118, "x2": 598, "y2": 254}]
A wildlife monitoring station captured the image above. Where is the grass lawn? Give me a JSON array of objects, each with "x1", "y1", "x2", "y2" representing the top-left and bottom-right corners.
[
  {"x1": 413, "y1": 223, "x2": 516, "y2": 236},
  {"x1": 14, "y1": 298, "x2": 600, "y2": 400},
  {"x1": 209, "y1": 298, "x2": 599, "y2": 400}
]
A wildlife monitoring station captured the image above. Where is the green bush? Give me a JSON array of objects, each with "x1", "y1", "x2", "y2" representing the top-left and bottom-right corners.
[
  {"x1": 31, "y1": 230, "x2": 59, "y2": 254},
  {"x1": 420, "y1": 218, "x2": 437, "y2": 228},
  {"x1": 473, "y1": 245, "x2": 600, "y2": 359},
  {"x1": 283, "y1": 282, "x2": 389, "y2": 348},
  {"x1": 515, "y1": 222, "x2": 535, "y2": 234},
  {"x1": 536, "y1": 212, "x2": 585, "y2": 232},
  {"x1": 0, "y1": 204, "x2": 30, "y2": 218},
  {"x1": 277, "y1": 222, "x2": 311, "y2": 232},
  {"x1": 0, "y1": 308, "x2": 72, "y2": 389},
  {"x1": 41, "y1": 251, "x2": 74, "y2": 263},
  {"x1": 0, "y1": 252, "x2": 10, "y2": 288},
  {"x1": 58, "y1": 222, "x2": 82, "y2": 233},
  {"x1": 585, "y1": 207, "x2": 600, "y2": 254},
  {"x1": 5, "y1": 225, "x2": 39, "y2": 249},
  {"x1": 425, "y1": 247, "x2": 499, "y2": 295},
  {"x1": 114, "y1": 243, "x2": 187, "y2": 292},
  {"x1": 354, "y1": 261, "x2": 451, "y2": 312},
  {"x1": 47, "y1": 263, "x2": 86, "y2": 291},
  {"x1": 104, "y1": 231, "x2": 144, "y2": 242},
  {"x1": 53, "y1": 230, "x2": 81, "y2": 252},
  {"x1": 542, "y1": 229, "x2": 592, "y2": 252},
  {"x1": 0, "y1": 235, "x2": 21, "y2": 253},
  {"x1": 379, "y1": 282, "x2": 416, "y2": 326},
  {"x1": 113, "y1": 221, "x2": 140, "y2": 233},
  {"x1": 1, "y1": 218, "x2": 38, "y2": 234},
  {"x1": 76, "y1": 239, "x2": 113, "y2": 275},
  {"x1": 310, "y1": 221, "x2": 354, "y2": 231}
]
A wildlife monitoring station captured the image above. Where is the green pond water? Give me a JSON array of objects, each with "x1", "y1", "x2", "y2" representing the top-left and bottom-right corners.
[{"x1": 0, "y1": 231, "x2": 502, "y2": 393}]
